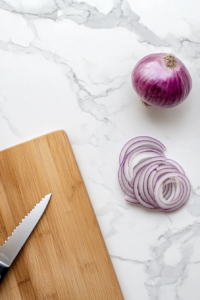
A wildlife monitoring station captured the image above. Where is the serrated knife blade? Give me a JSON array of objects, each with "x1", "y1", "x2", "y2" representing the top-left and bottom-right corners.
[{"x1": 0, "y1": 193, "x2": 52, "y2": 284}]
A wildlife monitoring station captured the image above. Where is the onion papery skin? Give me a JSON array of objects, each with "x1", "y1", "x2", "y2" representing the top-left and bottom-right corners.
[{"x1": 131, "y1": 53, "x2": 192, "y2": 108}]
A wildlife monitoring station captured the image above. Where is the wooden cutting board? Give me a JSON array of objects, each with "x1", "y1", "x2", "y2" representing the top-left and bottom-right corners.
[{"x1": 0, "y1": 130, "x2": 124, "y2": 300}]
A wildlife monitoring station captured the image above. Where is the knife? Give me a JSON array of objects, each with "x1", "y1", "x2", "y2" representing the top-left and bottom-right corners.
[{"x1": 0, "y1": 193, "x2": 52, "y2": 284}]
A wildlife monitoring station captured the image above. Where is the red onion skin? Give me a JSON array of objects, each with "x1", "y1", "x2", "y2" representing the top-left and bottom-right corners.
[{"x1": 131, "y1": 53, "x2": 192, "y2": 108}]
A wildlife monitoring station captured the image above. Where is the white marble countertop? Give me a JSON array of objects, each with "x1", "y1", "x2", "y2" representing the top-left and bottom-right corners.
[{"x1": 0, "y1": 0, "x2": 200, "y2": 299}]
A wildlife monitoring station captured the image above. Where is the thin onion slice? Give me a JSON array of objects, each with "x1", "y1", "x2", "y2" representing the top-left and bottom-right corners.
[
  {"x1": 118, "y1": 136, "x2": 191, "y2": 213},
  {"x1": 119, "y1": 136, "x2": 166, "y2": 165}
]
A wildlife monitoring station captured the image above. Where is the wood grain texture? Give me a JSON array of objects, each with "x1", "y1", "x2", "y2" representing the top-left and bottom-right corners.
[{"x1": 0, "y1": 130, "x2": 124, "y2": 300}]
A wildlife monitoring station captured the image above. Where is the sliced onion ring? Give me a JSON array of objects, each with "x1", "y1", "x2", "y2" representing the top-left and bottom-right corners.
[
  {"x1": 119, "y1": 136, "x2": 166, "y2": 165},
  {"x1": 118, "y1": 136, "x2": 191, "y2": 213}
]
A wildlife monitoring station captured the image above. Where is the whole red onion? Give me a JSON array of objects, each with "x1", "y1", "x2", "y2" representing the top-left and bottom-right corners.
[{"x1": 131, "y1": 53, "x2": 192, "y2": 108}]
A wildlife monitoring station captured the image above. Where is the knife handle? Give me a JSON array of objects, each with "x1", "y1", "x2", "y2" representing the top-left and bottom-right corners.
[{"x1": 0, "y1": 264, "x2": 9, "y2": 284}]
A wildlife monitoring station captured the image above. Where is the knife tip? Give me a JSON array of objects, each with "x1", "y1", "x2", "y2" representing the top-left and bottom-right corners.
[{"x1": 44, "y1": 193, "x2": 52, "y2": 203}]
